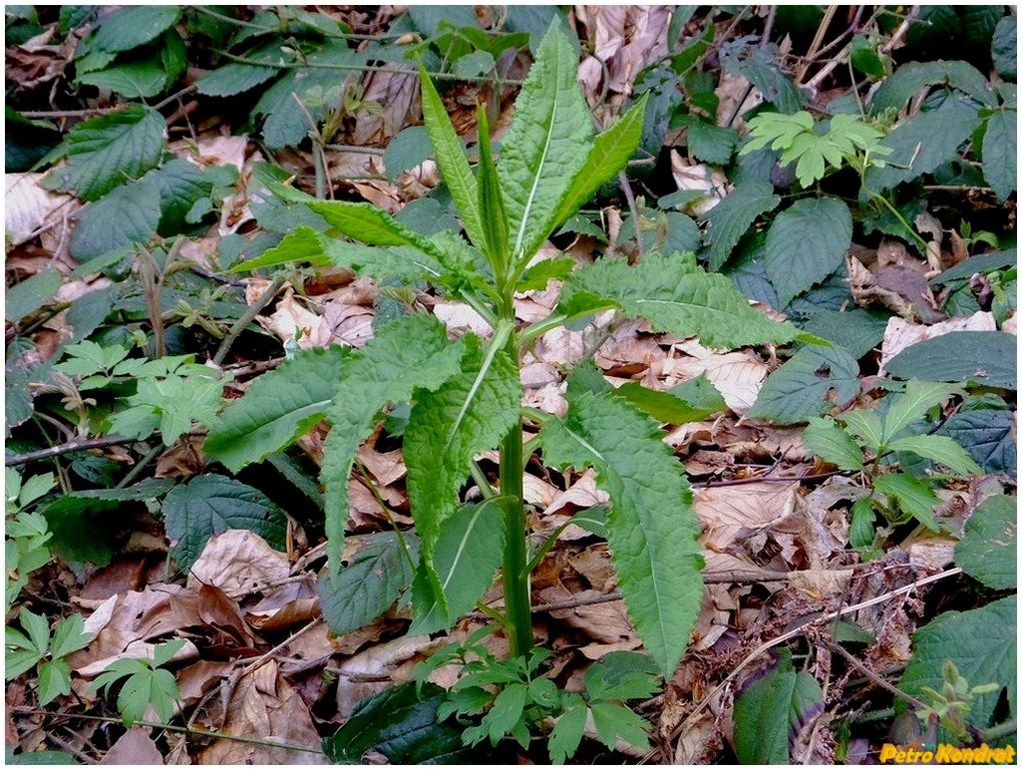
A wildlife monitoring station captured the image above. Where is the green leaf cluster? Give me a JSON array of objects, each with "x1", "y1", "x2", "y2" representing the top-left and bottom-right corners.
[
  {"x1": 92, "y1": 640, "x2": 185, "y2": 726},
  {"x1": 5, "y1": 610, "x2": 91, "y2": 706}
]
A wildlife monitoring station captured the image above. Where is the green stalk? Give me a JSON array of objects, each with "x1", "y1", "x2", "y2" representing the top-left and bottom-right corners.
[{"x1": 500, "y1": 336, "x2": 534, "y2": 657}]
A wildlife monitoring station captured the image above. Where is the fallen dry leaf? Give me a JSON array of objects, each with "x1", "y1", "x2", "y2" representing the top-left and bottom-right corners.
[
  {"x1": 186, "y1": 530, "x2": 290, "y2": 599},
  {"x1": 100, "y1": 727, "x2": 164, "y2": 765},
  {"x1": 198, "y1": 660, "x2": 329, "y2": 765},
  {"x1": 5, "y1": 173, "x2": 74, "y2": 246},
  {"x1": 694, "y1": 481, "x2": 799, "y2": 551}
]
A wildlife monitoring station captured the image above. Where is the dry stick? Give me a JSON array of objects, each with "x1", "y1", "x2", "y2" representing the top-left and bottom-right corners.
[
  {"x1": 5, "y1": 436, "x2": 133, "y2": 467},
  {"x1": 823, "y1": 638, "x2": 927, "y2": 711},
  {"x1": 13, "y1": 709, "x2": 326, "y2": 755},
  {"x1": 211, "y1": 275, "x2": 287, "y2": 366},
  {"x1": 659, "y1": 566, "x2": 964, "y2": 753},
  {"x1": 19, "y1": 85, "x2": 198, "y2": 120},
  {"x1": 796, "y1": 5, "x2": 838, "y2": 83}
]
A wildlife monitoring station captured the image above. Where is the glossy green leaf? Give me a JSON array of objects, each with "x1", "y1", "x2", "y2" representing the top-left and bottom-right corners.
[
  {"x1": 475, "y1": 103, "x2": 510, "y2": 271},
  {"x1": 614, "y1": 381, "x2": 725, "y2": 425},
  {"x1": 938, "y1": 409, "x2": 1016, "y2": 477},
  {"x1": 992, "y1": 17, "x2": 1017, "y2": 80},
  {"x1": 884, "y1": 332, "x2": 1016, "y2": 390},
  {"x1": 205, "y1": 346, "x2": 349, "y2": 472},
  {"x1": 542, "y1": 392, "x2": 703, "y2": 677}
]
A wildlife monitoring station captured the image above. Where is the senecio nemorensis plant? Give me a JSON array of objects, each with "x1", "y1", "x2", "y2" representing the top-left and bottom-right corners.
[{"x1": 206, "y1": 23, "x2": 795, "y2": 681}]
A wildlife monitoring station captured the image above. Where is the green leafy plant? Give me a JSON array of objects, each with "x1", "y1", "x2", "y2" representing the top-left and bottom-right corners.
[
  {"x1": 5, "y1": 470, "x2": 57, "y2": 613},
  {"x1": 205, "y1": 23, "x2": 794, "y2": 755},
  {"x1": 803, "y1": 380, "x2": 982, "y2": 551},
  {"x1": 5, "y1": 610, "x2": 91, "y2": 706},
  {"x1": 91, "y1": 640, "x2": 185, "y2": 726}
]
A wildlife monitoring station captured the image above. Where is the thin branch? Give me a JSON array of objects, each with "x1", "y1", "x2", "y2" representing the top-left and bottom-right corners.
[
  {"x1": 211, "y1": 275, "x2": 287, "y2": 366},
  {"x1": 5, "y1": 436, "x2": 134, "y2": 467}
]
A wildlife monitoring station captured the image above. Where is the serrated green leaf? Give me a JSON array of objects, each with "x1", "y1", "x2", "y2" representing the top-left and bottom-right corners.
[
  {"x1": 419, "y1": 63, "x2": 485, "y2": 250},
  {"x1": 721, "y1": 42, "x2": 803, "y2": 113},
  {"x1": 799, "y1": 307, "x2": 887, "y2": 359},
  {"x1": 475, "y1": 103, "x2": 510, "y2": 271},
  {"x1": 162, "y1": 475, "x2": 287, "y2": 570},
  {"x1": 886, "y1": 435, "x2": 982, "y2": 474},
  {"x1": 882, "y1": 381, "x2": 962, "y2": 443},
  {"x1": 37, "y1": 659, "x2": 72, "y2": 706},
  {"x1": 516, "y1": 256, "x2": 575, "y2": 292},
  {"x1": 49, "y1": 615, "x2": 90, "y2": 660},
  {"x1": 43, "y1": 105, "x2": 165, "y2": 202},
  {"x1": 687, "y1": 122, "x2": 738, "y2": 165},
  {"x1": 5, "y1": 646, "x2": 42, "y2": 681},
  {"x1": 701, "y1": 181, "x2": 781, "y2": 271},
  {"x1": 195, "y1": 39, "x2": 283, "y2": 97},
  {"x1": 884, "y1": 332, "x2": 1016, "y2": 389},
  {"x1": 552, "y1": 94, "x2": 648, "y2": 229},
  {"x1": 77, "y1": 56, "x2": 168, "y2": 98},
  {"x1": 548, "y1": 704, "x2": 587, "y2": 764},
  {"x1": 590, "y1": 701, "x2": 651, "y2": 752},
  {"x1": 901, "y1": 596, "x2": 1016, "y2": 727},
  {"x1": 306, "y1": 200, "x2": 447, "y2": 262},
  {"x1": 982, "y1": 109, "x2": 1017, "y2": 201},
  {"x1": 232, "y1": 226, "x2": 330, "y2": 272},
  {"x1": 322, "y1": 314, "x2": 467, "y2": 575},
  {"x1": 864, "y1": 95, "x2": 981, "y2": 191},
  {"x1": 849, "y1": 497, "x2": 876, "y2": 548},
  {"x1": 19, "y1": 609, "x2": 50, "y2": 655},
  {"x1": 541, "y1": 392, "x2": 702, "y2": 677},
  {"x1": 764, "y1": 197, "x2": 853, "y2": 307},
  {"x1": 94, "y1": 6, "x2": 180, "y2": 52},
  {"x1": 205, "y1": 346, "x2": 349, "y2": 472},
  {"x1": 749, "y1": 344, "x2": 859, "y2": 425},
  {"x1": 318, "y1": 532, "x2": 417, "y2": 634},
  {"x1": 484, "y1": 683, "x2": 527, "y2": 744},
  {"x1": 956, "y1": 495, "x2": 1016, "y2": 590},
  {"x1": 874, "y1": 473, "x2": 939, "y2": 531},
  {"x1": 146, "y1": 158, "x2": 215, "y2": 236},
  {"x1": 404, "y1": 331, "x2": 521, "y2": 604},
  {"x1": 69, "y1": 177, "x2": 162, "y2": 260},
  {"x1": 803, "y1": 417, "x2": 865, "y2": 471},
  {"x1": 839, "y1": 408, "x2": 884, "y2": 452},
  {"x1": 499, "y1": 21, "x2": 592, "y2": 262},
  {"x1": 409, "y1": 500, "x2": 505, "y2": 635},
  {"x1": 733, "y1": 654, "x2": 824, "y2": 763},
  {"x1": 560, "y1": 251, "x2": 795, "y2": 349},
  {"x1": 992, "y1": 17, "x2": 1017, "y2": 80}
]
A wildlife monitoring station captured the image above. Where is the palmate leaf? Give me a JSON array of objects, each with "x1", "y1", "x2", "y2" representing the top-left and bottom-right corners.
[
  {"x1": 559, "y1": 251, "x2": 796, "y2": 349},
  {"x1": 541, "y1": 392, "x2": 703, "y2": 677},
  {"x1": 204, "y1": 346, "x2": 350, "y2": 472},
  {"x1": 403, "y1": 330, "x2": 521, "y2": 607},
  {"x1": 321, "y1": 314, "x2": 466, "y2": 575},
  {"x1": 498, "y1": 21, "x2": 593, "y2": 262}
]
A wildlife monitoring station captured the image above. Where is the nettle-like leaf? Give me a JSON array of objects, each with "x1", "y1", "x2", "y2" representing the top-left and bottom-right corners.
[
  {"x1": 404, "y1": 330, "x2": 521, "y2": 606},
  {"x1": 541, "y1": 392, "x2": 703, "y2": 677},
  {"x1": 497, "y1": 21, "x2": 592, "y2": 263},
  {"x1": 204, "y1": 346, "x2": 350, "y2": 472},
  {"x1": 955, "y1": 495, "x2": 1016, "y2": 590},
  {"x1": 749, "y1": 343, "x2": 860, "y2": 425},
  {"x1": 321, "y1": 314, "x2": 467, "y2": 575},
  {"x1": 559, "y1": 251, "x2": 796, "y2": 349}
]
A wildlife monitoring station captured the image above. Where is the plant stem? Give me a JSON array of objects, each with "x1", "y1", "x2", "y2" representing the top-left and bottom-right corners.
[{"x1": 500, "y1": 337, "x2": 533, "y2": 658}]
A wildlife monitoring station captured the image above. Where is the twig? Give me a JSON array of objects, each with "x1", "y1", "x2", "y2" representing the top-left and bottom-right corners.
[
  {"x1": 12, "y1": 709, "x2": 325, "y2": 755},
  {"x1": 823, "y1": 638, "x2": 926, "y2": 710},
  {"x1": 115, "y1": 444, "x2": 162, "y2": 489},
  {"x1": 661, "y1": 567, "x2": 964, "y2": 750},
  {"x1": 211, "y1": 275, "x2": 287, "y2": 366},
  {"x1": 694, "y1": 469, "x2": 842, "y2": 489},
  {"x1": 5, "y1": 436, "x2": 134, "y2": 467},
  {"x1": 619, "y1": 171, "x2": 645, "y2": 258}
]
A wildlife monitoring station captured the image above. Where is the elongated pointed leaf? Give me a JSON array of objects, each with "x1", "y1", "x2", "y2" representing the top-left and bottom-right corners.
[
  {"x1": 306, "y1": 200, "x2": 447, "y2": 260},
  {"x1": 874, "y1": 473, "x2": 939, "y2": 530},
  {"x1": 419, "y1": 62, "x2": 486, "y2": 250},
  {"x1": 887, "y1": 435, "x2": 982, "y2": 474},
  {"x1": 499, "y1": 21, "x2": 593, "y2": 262},
  {"x1": 553, "y1": 94, "x2": 648, "y2": 227},
  {"x1": 404, "y1": 332, "x2": 521, "y2": 606},
  {"x1": 882, "y1": 380, "x2": 962, "y2": 443},
  {"x1": 409, "y1": 500, "x2": 506, "y2": 635},
  {"x1": 560, "y1": 251, "x2": 795, "y2": 349},
  {"x1": 321, "y1": 314, "x2": 466, "y2": 574},
  {"x1": 803, "y1": 417, "x2": 865, "y2": 471},
  {"x1": 475, "y1": 103, "x2": 510, "y2": 270},
  {"x1": 233, "y1": 226, "x2": 331, "y2": 272},
  {"x1": 542, "y1": 392, "x2": 703, "y2": 676},
  {"x1": 204, "y1": 346, "x2": 349, "y2": 472}
]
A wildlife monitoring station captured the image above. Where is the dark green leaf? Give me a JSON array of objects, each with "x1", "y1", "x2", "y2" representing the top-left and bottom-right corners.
[
  {"x1": 871, "y1": 60, "x2": 995, "y2": 113},
  {"x1": 901, "y1": 596, "x2": 1016, "y2": 727},
  {"x1": 798, "y1": 308, "x2": 887, "y2": 359},
  {"x1": 733, "y1": 653, "x2": 824, "y2": 764},
  {"x1": 938, "y1": 409, "x2": 1016, "y2": 477},
  {"x1": 94, "y1": 6, "x2": 180, "y2": 52},
  {"x1": 992, "y1": 17, "x2": 1017, "y2": 80},
  {"x1": 5, "y1": 269, "x2": 62, "y2": 323},
  {"x1": 323, "y1": 682, "x2": 468, "y2": 764},
  {"x1": 982, "y1": 109, "x2": 1017, "y2": 201},
  {"x1": 701, "y1": 181, "x2": 780, "y2": 271},
  {"x1": 77, "y1": 57, "x2": 168, "y2": 98},
  {"x1": 749, "y1": 343, "x2": 859, "y2": 425},
  {"x1": 874, "y1": 473, "x2": 939, "y2": 531},
  {"x1": 162, "y1": 475, "x2": 287, "y2": 569},
  {"x1": 584, "y1": 651, "x2": 660, "y2": 701},
  {"x1": 383, "y1": 125, "x2": 432, "y2": 182},
  {"x1": 884, "y1": 331, "x2": 1016, "y2": 389},
  {"x1": 955, "y1": 495, "x2": 1016, "y2": 590},
  {"x1": 764, "y1": 197, "x2": 853, "y2": 307},
  {"x1": 687, "y1": 123, "x2": 739, "y2": 165},
  {"x1": 69, "y1": 178, "x2": 161, "y2": 260},
  {"x1": 318, "y1": 532, "x2": 416, "y2": 634}
]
